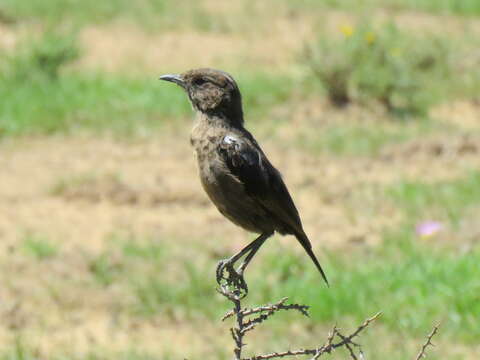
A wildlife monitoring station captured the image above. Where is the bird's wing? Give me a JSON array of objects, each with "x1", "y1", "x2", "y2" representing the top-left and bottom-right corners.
[
  {"x1": 217, "y1": 133, "x2": 302, "y2": 232},
  {"x1": 218, "y1": 132, "x2": 329, "y2": 285}
]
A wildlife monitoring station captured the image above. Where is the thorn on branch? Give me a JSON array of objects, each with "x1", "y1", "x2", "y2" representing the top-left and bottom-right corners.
[
  {"x1": 219, "y1": 278, "x2": 381, "y2": 360},
  {"x1": 414, "y1": 325, "x2": 440, "y2": 360},
  {"x1": 216, "y1": 268, "x2": 439, "y2": 360}
]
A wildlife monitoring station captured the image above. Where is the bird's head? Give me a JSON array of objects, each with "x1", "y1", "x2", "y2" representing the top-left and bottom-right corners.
[{"x1": 160, "y1": 68, "x2": 243, "y2": 125}]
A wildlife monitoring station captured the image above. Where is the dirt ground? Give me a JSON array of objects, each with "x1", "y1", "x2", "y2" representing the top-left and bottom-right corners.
[{"x1": 1, "y1": 120, "x2": 479, "y2": 253}]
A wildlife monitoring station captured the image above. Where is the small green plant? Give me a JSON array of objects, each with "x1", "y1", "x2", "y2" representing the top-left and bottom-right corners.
[
  {"x1": 89, "y1": 254, "x2": 122, "y2": 286},
  {"x1": 2, "y1": 31, "x2": 79, "y2": 82},
  {"x1": 22, "y1": 233, "x2": 58, "y2": 260},
  {"x1": 305, "y1": 23, "x2": 453, "y2": 115}
]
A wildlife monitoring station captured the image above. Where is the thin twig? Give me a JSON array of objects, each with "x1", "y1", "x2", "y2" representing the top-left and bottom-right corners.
[
  {"x1": 414, "y1": 325, "x2": 440, "y2": 360},
  {"x1": 223, "y1": 298, "x2": 309, "y2": 321},
  {"x1": 242, "y1": 299, "x2": 310, "y2": 318},
  {"x1": 312, "y1": 326, "x2": 337, "y2": 360},
  {"x1": 244, "y1": 348, "x2": 330, "y2": 360},
  {"x1": 233, "y1": 296, "x2": 244, "y2": 359},
  {"x1": 336, "y1": 332, "x2": 358, "y2": 360},
  {"x1": 242, "y1": 304, "x2": 310, "y2": 333},
  {"x1": 241, "y1": 313, "x2": 381, "y2": 360},
  {"x1": 217, "y1": 264, "x2": 383, "y2": 360},
  {"x1": 340, "y1": 313, "x2": 382, "y2": 343}
]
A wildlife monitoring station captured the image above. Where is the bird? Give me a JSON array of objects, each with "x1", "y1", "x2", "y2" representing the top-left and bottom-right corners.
[{"x1": 160, "y1": 68, "x2": 328, "y2": 289}]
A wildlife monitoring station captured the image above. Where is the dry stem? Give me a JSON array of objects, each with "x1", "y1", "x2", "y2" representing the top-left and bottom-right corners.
[
  {"x1": 218, "y1": 284, "x2": 380, "y2": 360},
  {"x1": 217, "y1": 267, "x2": 439, "y2": 360},
  {"x1": 414, "y1": 325, "x2": 440, "y2": 360}
]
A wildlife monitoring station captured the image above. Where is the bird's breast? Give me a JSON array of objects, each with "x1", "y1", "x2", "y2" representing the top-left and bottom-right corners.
[{"x1": 189, "y1": 124, "x2": 277, "y2": 234}]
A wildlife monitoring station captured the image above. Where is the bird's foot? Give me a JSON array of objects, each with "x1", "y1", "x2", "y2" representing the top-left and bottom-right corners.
[{"x1": 216, "y1": 259, "x2": 248, "y2": 297}]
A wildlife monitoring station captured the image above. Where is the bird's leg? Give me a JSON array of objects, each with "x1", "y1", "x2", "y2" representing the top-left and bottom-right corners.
[
  {"x1": 216, "y1": 232, "x2": 272, "y2": 294},
  {"x1": 236, "y1": 233, "x2": 270, "y2": 276}
]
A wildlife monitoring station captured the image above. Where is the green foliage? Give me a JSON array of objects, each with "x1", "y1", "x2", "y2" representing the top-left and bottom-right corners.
[
  {"x1": 0, "y1": 0, "x2": 166, "y2": 26},
  {"x1": 2, "y1": 31, "x2": 79, "y2": 81},
  {"x1": 239, "y1": 73, "x2": 294, "y2": 119},
  {"x1": 0, "y1": 339, "x2": 33, "y2": 360},
  {"x1": 0, "y1": 30, "x2": 189, "y2": 136},
  {"x1": 22, "y1": 233, "x2": 58, "y2": 260},
  {"x1": 0, "y1": 345, "x2": 160, "y2": 360},
  {"x1": 253, "y1": 233, "x2": 480, "y2": 343},
  {"x1": 388, "y1": 171, "x2": 480, "y2": 225},
  {"x1": 305, "y1": 23, "x2": 454, "y2": 115},
  {"x1": 287, "y1": 0, "x2": 480, "y2": 16},
  {"x1": 408, "y1": 0, "x2": 480, "y2": 15},
  {"x1": 89, "y1": 254, "x2": 122, "y2": 286},
  {"x1": 132, "y1": 262, "x2": 216, "y2": 318},
  {"x1": 0, "y1": 33, "x2": 293, "y2": 137},
  {"x1": 0, "y1": 0, "x2": 226, "y2": 31},
  {"x1": 87, "y1": 236, "x2": 221, "y2": 318},
  {"x1": 88, "y1": 232, "x2": 480, "y2": 343}
]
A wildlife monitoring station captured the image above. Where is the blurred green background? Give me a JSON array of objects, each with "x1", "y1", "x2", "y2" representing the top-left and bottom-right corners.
[{"x1": 1, "y1": 1, "x2": 479, "y2": 359}]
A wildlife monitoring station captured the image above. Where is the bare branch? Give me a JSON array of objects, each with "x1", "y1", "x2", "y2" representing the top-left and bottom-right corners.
[
  {"x1": 336, "y1": 332, "x2": 358, "y2": 360},
  {"x1": 244, "y1": 348, "x2": 326, "y2": 360},
  {"x1": 241, "y1": 300, "x2": 310, "y2": 333},
  {"x1": 223, "y1": 297, "x2": 309, "y2": 321},
  {"x1": 414, "y1": 325, "x2": 440, "y2": 360},
  {"x1": 242, "y1": 298, "x2": 310, "y2": 318},
  {"x1": 217, "y1": 262, "x2": 438, "y2": 360},
  {"x1": 341, "y1": 312, "x2": 382, "y2": 342},
  {"x1": 241, "y1": 313, "x2": 381, "y2": 360}
]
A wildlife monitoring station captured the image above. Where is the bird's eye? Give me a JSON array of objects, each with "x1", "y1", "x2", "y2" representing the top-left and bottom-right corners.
[{"x1": 193, "y1": 78, "x2": 207, "y2": 86}]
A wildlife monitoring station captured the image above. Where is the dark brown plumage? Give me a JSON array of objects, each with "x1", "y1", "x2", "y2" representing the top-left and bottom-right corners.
[{"x1": 160, "y1": 68, "x2": 328, "y2": 286}]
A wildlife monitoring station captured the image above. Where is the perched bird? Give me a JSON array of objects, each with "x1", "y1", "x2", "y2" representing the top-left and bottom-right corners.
[{"x1": 160, "y1": 68, "x2": 328, "y2": 287}]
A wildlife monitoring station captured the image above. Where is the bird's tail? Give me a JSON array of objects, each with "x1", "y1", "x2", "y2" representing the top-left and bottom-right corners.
[{"x1": 294, "y1": 231, "x2": 329, "y2": 286}]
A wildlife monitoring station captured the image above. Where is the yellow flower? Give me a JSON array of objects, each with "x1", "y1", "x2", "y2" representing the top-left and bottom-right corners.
[
  {"x1": 339, "y1": 24, "x2": 354, "y2": 38},
  {"x1": 365, "y1": 32, "x2": 375, "y2": 44}
]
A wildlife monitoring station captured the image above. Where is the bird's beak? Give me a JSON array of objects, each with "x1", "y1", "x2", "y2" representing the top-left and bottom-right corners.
[{"x1": 159, "y1": 74, "x2": 185, "y2": 88}]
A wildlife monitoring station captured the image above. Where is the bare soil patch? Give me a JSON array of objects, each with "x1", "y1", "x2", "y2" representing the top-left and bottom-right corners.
[
  {"x1": 1, "y1": 116, "x2": 478, "y2": 255},
  {"x1": 432, "y1": 100, "x2": 480, "y2": 130},
  {"x1": 77, "y1": 21, "x2": 309, "y2": 73}
]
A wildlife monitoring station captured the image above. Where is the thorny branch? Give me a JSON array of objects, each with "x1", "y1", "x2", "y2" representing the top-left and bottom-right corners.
[
  {"x1": 222, "y1": 297, "x2": 309, "y2": 321},
  {"x1": 218, "y1": 282, "x2": 440, "y2": 360},
  {"x1": 414, "y1": 325, "x2": 440, "y2": 360},
  {"x1": 218, "y1": 283, "x2": 381, "y2": 360}
]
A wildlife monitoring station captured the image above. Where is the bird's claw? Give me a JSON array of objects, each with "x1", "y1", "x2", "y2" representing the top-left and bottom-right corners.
[{"x1": 216, "y1": 259, "x2": 248, "y2": 297}]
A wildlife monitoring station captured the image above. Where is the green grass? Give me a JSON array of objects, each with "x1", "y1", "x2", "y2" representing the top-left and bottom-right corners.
[
  {"x1": 0, "y1": 31, "x2": 294, "y2": 137},
  {"x1": 88, "y1": 235, "x2": 218, "y2": 318},
  {"x1": 0, "y1": 70, "x2": 292, "y2": 137},
  {"x1": 388, "y1": 171, "x2": 480, "y2": 225},
  {"x1": 1, "y1": 0, "x2": 162, "y2": 24},
  {"x1": 22, "y1": 233, "x2": 58, "y2": 259},
  {"x1": 379, "y1": 0, "x2": 480, "y2": 16},
  {"x1": 256, "y1": 235, "x2": 480, "y2": 343},
  {"x1": 297, "y1": 119, "x2": 443, "y2": 156},
  {"x1": 286, "y1": 0, "x2": 480, "y2": 16},
  {"x1": 0, "y1": 71, "x2": 293, "y2": 137},
  {"x1": 0, "y1": 0, "x2": 224, "y2": 31},
  {"x1": 86, "y1": 230, "x2": 480, "y2": 344},
  {"x1": 4, "y1": 0, "x2": 480, "y2": 30},
  {"x1": 0, "y1": 340, "x2": 162, "y2": 360},
  {"x1": 0, "y1": 71, "x2": 189, "y2": 136}
]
